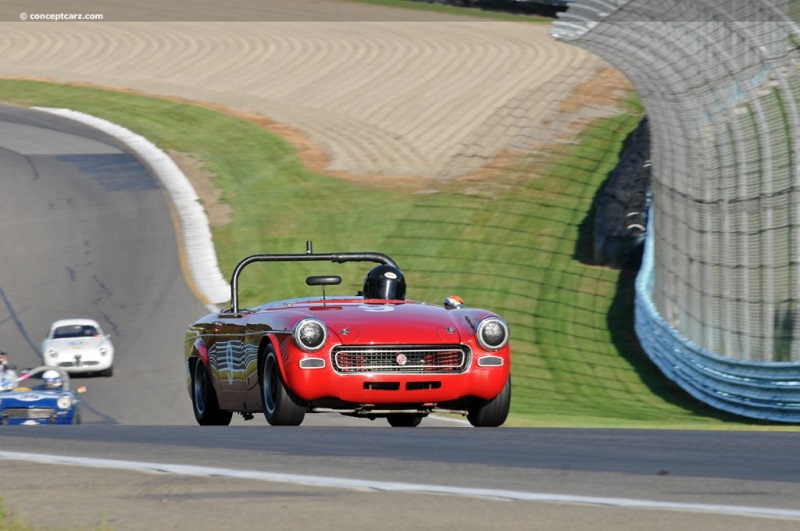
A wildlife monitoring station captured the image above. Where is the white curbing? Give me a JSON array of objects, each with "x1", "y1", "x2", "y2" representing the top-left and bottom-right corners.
[{"x1": 33, "y1": 107, "x2": 230, "y2": 307}]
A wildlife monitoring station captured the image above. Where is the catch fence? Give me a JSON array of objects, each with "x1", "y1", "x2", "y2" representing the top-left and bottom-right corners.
[{"x1": 552, "y1": 0, "x2": 800, "y2": 421}]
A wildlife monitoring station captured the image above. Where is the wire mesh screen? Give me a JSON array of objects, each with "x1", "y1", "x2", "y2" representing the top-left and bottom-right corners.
[{"x1": 554, "y1": 0, "x2": 800, "y2": 362}]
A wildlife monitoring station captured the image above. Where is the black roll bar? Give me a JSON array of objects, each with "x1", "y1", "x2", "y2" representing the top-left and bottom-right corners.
[{"x1": 229, "y1": 241, "x2": 398, "y2": 313}]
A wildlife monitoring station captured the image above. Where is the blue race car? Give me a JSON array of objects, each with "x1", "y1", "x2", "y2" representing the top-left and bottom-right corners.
[{"x1": 0, "y1": 366, "x2": 85, "y2": 425}]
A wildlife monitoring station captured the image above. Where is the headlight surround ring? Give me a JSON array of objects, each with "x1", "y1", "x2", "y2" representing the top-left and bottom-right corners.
[
  {"x1": 293, "y1": 318, "x2": 327, "y2": 352},
  {"x1": 476, "y1": 317, "x2": 509, "y2": 351},
  {"x1": 57, "y1": 395, "x2": 73, "y2": 410}
]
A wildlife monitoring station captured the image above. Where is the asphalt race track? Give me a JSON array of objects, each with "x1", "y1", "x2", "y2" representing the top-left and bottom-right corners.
[
  {"x1": 0, "y1": 104, "x2": 205, "y2": 425},
  {"x1": 2, "y1": 426, "x2": 800, "y2": 530},
  {"x1": 2, "y1": 1, "x2": 800, "y2": 530}
]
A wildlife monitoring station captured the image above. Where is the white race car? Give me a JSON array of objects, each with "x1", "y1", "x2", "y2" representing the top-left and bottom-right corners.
[{"x1": 41, "y1": 319, "x2": 114, "y2": 377}]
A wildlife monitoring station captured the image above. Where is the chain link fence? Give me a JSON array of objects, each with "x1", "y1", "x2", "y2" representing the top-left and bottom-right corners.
[{"x1": 552, "y1": 0, "x2": 800, "y2": 421}]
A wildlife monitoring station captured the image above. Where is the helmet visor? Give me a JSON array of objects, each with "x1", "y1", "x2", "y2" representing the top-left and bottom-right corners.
[{"x1": 375, "y1": 279, "x2": 398, "y2": 300}]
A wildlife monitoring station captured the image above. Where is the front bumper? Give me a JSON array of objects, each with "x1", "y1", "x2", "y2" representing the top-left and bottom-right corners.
[
  {"x1": 0, "y1": 407, "x2": 77, "y2": 425},
  {"x1": 45, "y1": 353, "x2": 113, "y2": 373},
  {"x1": 283, "y1": 345, "x2": 510, "y2": 405}
]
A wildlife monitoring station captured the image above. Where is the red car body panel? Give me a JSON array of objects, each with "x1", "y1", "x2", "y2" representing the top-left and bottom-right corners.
[{"x1": 271, "y1": 300, "x2": 509, "y2": 403}]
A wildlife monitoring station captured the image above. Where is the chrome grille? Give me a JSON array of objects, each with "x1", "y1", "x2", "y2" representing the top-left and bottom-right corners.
[
  {"x1": 332, "y1": 345, "x2": 469, "y2": 374},
  {"x1": 3, "y1": 408, "x2": 56, "y2": 419},
  {"x1": 58, "y1": 361, "x2": 99, "y2": 367}
]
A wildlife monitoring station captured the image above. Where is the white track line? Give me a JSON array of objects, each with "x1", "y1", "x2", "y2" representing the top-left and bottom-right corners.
[{"x1": 2, "y1": 451, "x2": 799, "y2": 521}]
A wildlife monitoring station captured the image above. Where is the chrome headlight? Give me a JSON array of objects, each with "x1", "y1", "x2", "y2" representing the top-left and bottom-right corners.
[
  {"x1": 99, "y1": 346, "x2": 108, "y2": 356},
  {"x1": 57, "y1": 395, "x2": 73, "y2": 410},
  {"x1": 293, "y1": 318, "x2": 327, "y2": 352},
  {"x1": 476, "y1": 317, "x2": 509, "y2": 351},
  {"x1": 47, "y1": 348, "x2": 59, "y2": 358}
]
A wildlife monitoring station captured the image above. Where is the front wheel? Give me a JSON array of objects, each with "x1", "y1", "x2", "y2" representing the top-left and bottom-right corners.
[
  {"x1": 192, "y1": 359, "x2": 232, "y2": 426},
  {"x1": 467, "y1": 377, "x2": 510, "y2": 427},
  {"x1": 261, "y1": 349, "x2": 306, "y2": 426}
]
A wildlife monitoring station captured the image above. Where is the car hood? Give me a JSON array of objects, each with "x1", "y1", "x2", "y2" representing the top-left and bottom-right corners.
[
  {"x1": 284, "y1": 301, "x2": 482, "y2": 345},
  {"x1": 0, "y1": 389, "x2": 68, "y2": 405},
  {"x1": 45, "y1": 337, "x2": 107, "y2": 349}
]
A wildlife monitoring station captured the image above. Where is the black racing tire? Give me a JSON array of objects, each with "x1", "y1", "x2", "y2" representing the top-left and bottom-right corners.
[
  {"x1": 102, "y1": 366, "x2": 113, "y2": 377},
  {"x1": 261, "y1": 348, "x2": 306, "y2": 426},
  {"x1": 71, "y1": 409, "x2": 81, "y2": 425},
  {"x1": 192, "y1": 359, "x2": 232, "y2": 426},
  {"x1": 386, "y1": 414, "x2": 423, "y2": 427},
  {"x1": 467, "y1": 376, "x2": 511, "y2": 427}
]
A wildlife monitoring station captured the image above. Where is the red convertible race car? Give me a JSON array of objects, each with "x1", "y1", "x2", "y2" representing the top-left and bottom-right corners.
[{"x1": 184, "y1": 243, "x2": 511, "y2": 427}]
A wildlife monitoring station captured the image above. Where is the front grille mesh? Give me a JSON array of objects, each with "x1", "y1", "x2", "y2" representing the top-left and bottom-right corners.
[
  {"x1": 332, "y1": 345, "x2": 469, "y2": 374},
  {"x1": 3, "y1": 408, "x2": 56, "y2": 419}
]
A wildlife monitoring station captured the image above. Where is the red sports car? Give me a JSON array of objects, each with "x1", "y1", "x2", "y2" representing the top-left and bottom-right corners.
[{"x1": 184, "y1": 243, "x2": 511, "y2": 427}]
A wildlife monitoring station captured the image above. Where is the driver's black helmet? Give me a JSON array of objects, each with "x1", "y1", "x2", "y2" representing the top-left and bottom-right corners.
[{"x1": 363, "y1": 265, "x2": 406, "y2": 300}]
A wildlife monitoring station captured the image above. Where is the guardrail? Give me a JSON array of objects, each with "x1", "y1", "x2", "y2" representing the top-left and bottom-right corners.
[{"x1": 635, "y1": 214, "x2": 800, "y2": 423}]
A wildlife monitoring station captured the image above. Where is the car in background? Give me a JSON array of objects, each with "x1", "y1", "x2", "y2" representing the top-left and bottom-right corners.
[
  {"x1": 0, "y1": 366, "x2": 85, "y2": 425},
  {"x1": 41, "y1": 318, "x2": 114, "y2": 377},
  {"x1": 185, "y1": 243, "x2": 511, "y2": 428}
]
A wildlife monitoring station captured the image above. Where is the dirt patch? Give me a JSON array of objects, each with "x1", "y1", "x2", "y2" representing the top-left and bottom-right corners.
[
  {"x1": 167, "y1": 150, "x2": 231, "y2": 227},
  {"x1": 559, "y1": 66, "x2": 632, "y2": 113},
  {"x1": 7, "y1": 69, "x2": 634, "y2": 201},
  {"x1": 456, "y1": 66, "x2": 636, "y2": 192},
  {"x1": 185, "y1": 98, "x2": 463, "y2": 193}
]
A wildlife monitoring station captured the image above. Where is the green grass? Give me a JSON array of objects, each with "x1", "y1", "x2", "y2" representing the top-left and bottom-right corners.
[
  {"x1": 1, "y1": 78, "x2": 795, "y2": 431},
  {"x1": 0, "y1": 499, "x2": 28, "y2": 531},
  {"x1": 0, "y1": 498, "x2": 111, "y2": 531}
]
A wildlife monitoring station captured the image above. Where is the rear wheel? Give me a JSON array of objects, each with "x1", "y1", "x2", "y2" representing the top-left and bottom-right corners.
[
  {"x1": 192, "y1": 359, "x2": 232, "y2": 426},
  {"x1": 467, "y1": 377, "x2": 510, "y2": 427},
  {"x1": 261, "y1": 348, "x2": 306, "y2": 426},
  {"x1": 386, "y1": 414, "x2": 423, "y2": 427}
]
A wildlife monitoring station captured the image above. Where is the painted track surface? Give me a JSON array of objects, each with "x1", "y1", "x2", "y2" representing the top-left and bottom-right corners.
[{"x1": 0, "y1": 1, "x2": 601, "y2": 179}]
